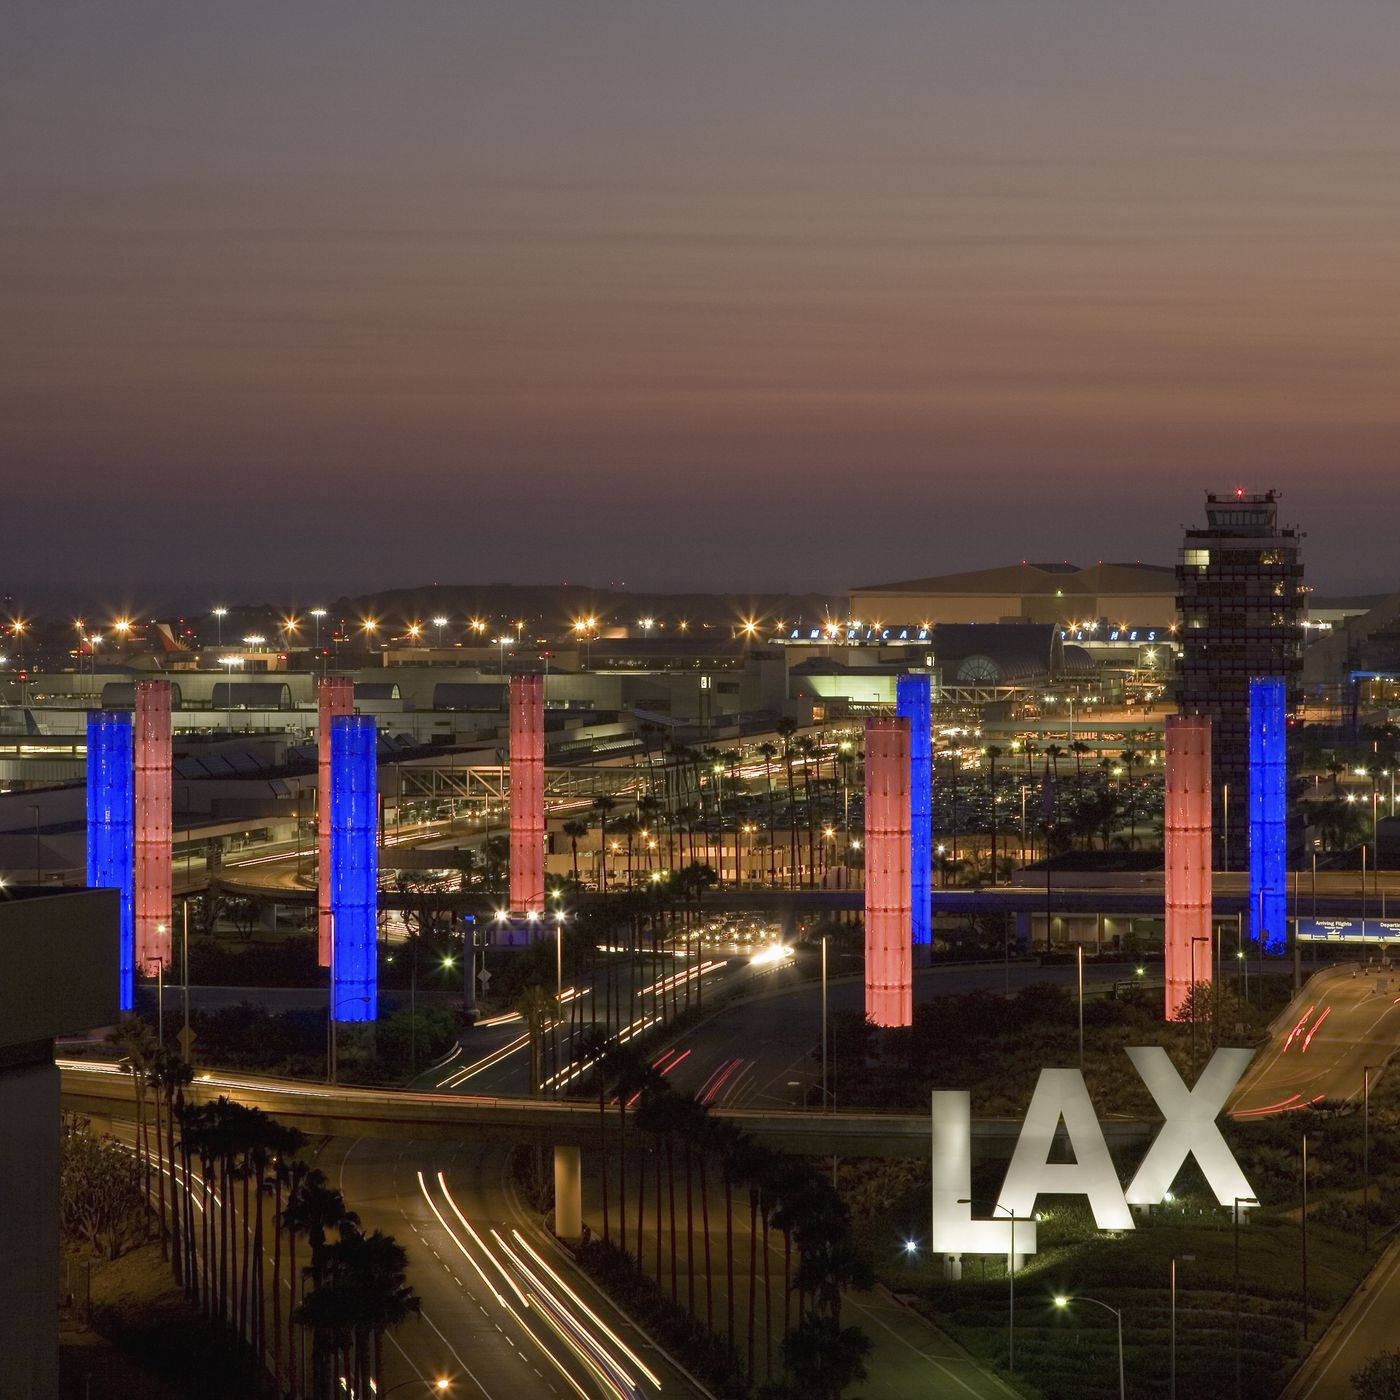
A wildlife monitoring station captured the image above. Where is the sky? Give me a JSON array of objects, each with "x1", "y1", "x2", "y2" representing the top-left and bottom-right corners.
[{"x1": 5, "y1": 1, "x2": 1400, "y2": 607}]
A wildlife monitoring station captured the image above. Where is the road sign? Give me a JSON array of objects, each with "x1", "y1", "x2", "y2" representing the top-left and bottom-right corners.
[
  {"x1": 478, "y1": 967, "x2": 492, "y2": 988},
  {"x1": 1296, "y1": 918, "x2": 1400, "y2": 943}
]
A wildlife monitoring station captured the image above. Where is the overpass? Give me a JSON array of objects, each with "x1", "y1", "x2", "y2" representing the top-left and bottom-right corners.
[{"x1": 60, "y1": 1060, "x2": 1150, "y2": 1162}]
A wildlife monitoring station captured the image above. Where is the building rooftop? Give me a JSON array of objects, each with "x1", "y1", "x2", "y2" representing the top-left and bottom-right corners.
[{"x1": 853, "y1": 561, "x2": 1175, "y2": 596}]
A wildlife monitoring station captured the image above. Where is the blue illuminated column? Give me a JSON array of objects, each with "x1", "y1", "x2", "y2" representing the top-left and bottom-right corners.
[
  {"x1": 330, "y1": 715, "x2": 378, "y2": 1023},
  {"x1": 896, "y1": 673, "x2": 933, "y2": 948},
  {"x1": 1249, "y1": 677, "x2": 1287, "y2": 955},
  {"x1": 87, "y1": 711, "x2": 135, "y2": 1011}
]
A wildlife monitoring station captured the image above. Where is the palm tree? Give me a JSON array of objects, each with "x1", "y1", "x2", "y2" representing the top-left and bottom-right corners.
[
  {"x1": 562, "y1": 819, "x2": 589, "y2": 884},
  {"x1": 592, "y1": 794, "x2": 616, "y2": 890},
  {"x1": 613, "y1": 812, "x2": 640, "y2": 889},
  {"x1": 298, "y1": 1224, "x2": 419, "y2": 1396},
  {"x1": 775, "y1": 718, "x2": 799, "y2": 888},
  {"x1": 780, "y1": 1314, "x2": 873, "y2": 1400},
  {"x1": 1070, "y1": 739, "x2": 1090, "y2": 799},
  {"x1": 108, "y1": 1016, "x2": 158, "y2": 1216},
  {"x1": 150, "y1": 1050, "x2": 193, "y2": 1284},
  {"x1": 284, "y1": 1167, "x2": 359, "y2": 1398},
  {"x1": 799, "y1": 736, "x2": 820, "y2": 885},
  {"x1": 271, "y1": 1134, "x2": 308, "y2": 1396},
  {"x1": 515, "y1": 985, "x2": 560, "y2": 1096},
  {"x1": 1121, "y1": 747, "x2": 1141, "y2": 847},
  {"x1": 757, "y1": 742, "x2": 780, "y2": 883},
  {"x1": 985, "y1": 746, "x2": 1003, "y2": 884}
]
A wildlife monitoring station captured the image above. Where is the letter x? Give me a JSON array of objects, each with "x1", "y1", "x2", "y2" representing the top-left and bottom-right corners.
[{"x1": 1124, "y1": 1047, "x2": 1255, "y2": 1207}]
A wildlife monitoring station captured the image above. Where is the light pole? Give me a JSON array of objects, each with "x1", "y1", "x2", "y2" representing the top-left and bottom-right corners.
[
  {"x1": 1171, "y1": 1253, "x2": 1194, "y2": 1400},
  {"x1": 1364, "y1": 1065, "x2": 1377, "y2": 1253},
  {"x1": 310, "y1": 608, "x2": 326, "y2": 670},
  {"x1": 821, "y1": 934, "x2": 829, "y2": 1107},
  {"x1": 1233, "y1": 1196, "x2": 1259, "y2": 1400},
  {"x1": 1190, "y1": 935, "x2": 1209, "y2": 1061},
  {"x1": 212, "y1": 606, "x2": 226, "y2": 647},
  {"x1": 961, "y1": 1199, "x2": 1028, "y2": 1371},
  {"x1": 1301, "y1": 1130, "x2": 1309, "y2": 1337},
  {"x1": 1077, "y1": 943, "x2": 1084, "y2": 1067},
  {"x1": 1053, "y1": 1294, "x2": 1123, "y2": 1398},
  {"x1": 380, "y1": 1379, "x2": 450, "y2": 1396},
  {"x1": 1222, "y1": 781, "x2": 1229, "y2": 871}
]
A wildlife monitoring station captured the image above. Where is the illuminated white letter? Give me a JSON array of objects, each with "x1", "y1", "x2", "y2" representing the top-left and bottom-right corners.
[
  {"x1": 1124, "y1": 1047, "x2": 1255, "y2": 1207},
  {"x1": 931, "y1": 1091, "x2": 1037, "y2": 1256},
  {"x1": 997, "y1": 1070, "x2": 1133, "y2": 1231}
]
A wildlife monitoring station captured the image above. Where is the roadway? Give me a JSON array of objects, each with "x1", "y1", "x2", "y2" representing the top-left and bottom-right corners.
[
  {"x1": 1231, "y1": 964, "x2": 1400, "y2": 1397},
  {"x1": 316, "y1": 1134, "x2": 703, "y2": 1400},
  {"x1": 654, "y1": 958, "x2": 1137, "y2": 1112},
  {"x1": 1229, "y1": 962, "x2": 1400, "y2": 1117}
]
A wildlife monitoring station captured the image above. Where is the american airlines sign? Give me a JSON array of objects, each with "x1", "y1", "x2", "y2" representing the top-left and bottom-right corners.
[{"x1": 932, "y1": 1048, "x2": 1255, "y2": 1257}]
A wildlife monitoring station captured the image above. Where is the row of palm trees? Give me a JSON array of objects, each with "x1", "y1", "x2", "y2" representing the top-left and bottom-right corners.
[
  {"x1": 108, "y1": 1018, "x2": 418, "y2": 1398},
  {"x1": 580, "y1": 726, "x2": 860, "y2": 892},
  {"x1": 589, "y1": 1043, "x2": 871, "y2": 1387},
  {"x1": 516, "y1": 878, "x2": 720, "y2": 1096}
]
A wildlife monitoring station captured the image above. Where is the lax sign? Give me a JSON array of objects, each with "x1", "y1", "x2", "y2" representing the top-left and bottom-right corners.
[{"x1": 932, "y1": 1047, "x2": 1255, "y2": 1258}]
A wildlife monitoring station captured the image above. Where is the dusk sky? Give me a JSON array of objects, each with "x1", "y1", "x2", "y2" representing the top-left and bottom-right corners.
[{"x1": 6, "y1": 1, "x2": 1400, "y2": 605}]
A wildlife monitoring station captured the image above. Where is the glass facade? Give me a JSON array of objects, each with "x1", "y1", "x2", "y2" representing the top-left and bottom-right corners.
[{"x1": 1176, "y1": 491, "x2": 1303, "y2": 868}]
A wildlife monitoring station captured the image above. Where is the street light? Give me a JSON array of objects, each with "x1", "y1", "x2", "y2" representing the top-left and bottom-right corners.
[
  {"x1": 212, "y1": 606, "x2": 227, "y2": 646},
  {"x1": 960, "y1": 1198, "x2": 1031, "y2": 1371},
  {"x1": 309, "y1": 607, "x2": 326, "y2": 665},
  {"x1": 1053, "y1": 1294, "x2": 1123, "y2": 1398},
  {"x1": 378, "y1": 1378, "x2": 451, "y2": 1395},
  {"x1": 1170, "y1": 1253, "x2": 1195, "y2": 1400},
  {"x1": 1233, "y1": 1196, "x2": 1259, "y2": 1400}
]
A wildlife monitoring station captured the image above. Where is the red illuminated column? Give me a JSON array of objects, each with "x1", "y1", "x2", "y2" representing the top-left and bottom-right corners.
[
  {"x1": 1164, "y1": 714, "x2": 1213, "y2": 1021},
  {"x1": 134, "y1": 679, "x2": 173, "y2": 973},
  {"x1": 510, "y1": 674, "x2": 546, "y2": 919},
  {"x1": 318, "y1": 676, "x2": 355, "y2": 966},
  {"x1": 864, "y1": 716, "x2": 913, "y2": 1028}
]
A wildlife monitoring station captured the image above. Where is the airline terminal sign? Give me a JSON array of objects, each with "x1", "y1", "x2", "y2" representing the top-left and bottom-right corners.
[
  {"x1": 1297, "y1": 917, "x2": 1400, "y2": 944},
  {"x1": 932, "y1": 1048, "x2": 1256, "y2": 1258}
]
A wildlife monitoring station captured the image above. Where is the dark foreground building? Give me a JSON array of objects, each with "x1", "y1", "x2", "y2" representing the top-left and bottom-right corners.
[{"x1": 1176, "y1": 490, "x2": 1305, "y2": 868}]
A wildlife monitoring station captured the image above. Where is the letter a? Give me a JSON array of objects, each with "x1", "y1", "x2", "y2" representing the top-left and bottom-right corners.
[
  {"x1": 1124, "y1": 1047, "x2": 1255, "y2": 1207},
  {"x1": 998, "y1": 1070, "x2": 1133, "y2": 1231}
]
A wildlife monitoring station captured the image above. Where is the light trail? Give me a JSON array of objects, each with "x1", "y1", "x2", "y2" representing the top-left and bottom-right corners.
[
  {"x1": 1300, "y1": 1006, "x2": 1332, "y2": 1054},
  {"x1": 1282, "y1": 1005, "x2": 1316, "y2": 1052},
  {"x1": 508, "y1": 1229, "x2": 663, "y2": 1390},
  {"x1": 430, "y1": 1174, "x2": 627, "y2": 1400}
]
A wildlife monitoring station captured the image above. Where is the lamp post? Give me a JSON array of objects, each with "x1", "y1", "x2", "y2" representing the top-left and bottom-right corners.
[
  {"x1": 1364, "y1": 1065, "x2": 1377, "y2": 1253},
  {"x1": 1301, "y1": 1130, "x2": 1309, "y2": 1338},
  {"x1": 1053, "y1": 1295, "x2": 1123, "y2": 1399},
  {"x1": 1190, "y1": 935, "x2": 1209, "y2": 1061},
  {"x1": 1233, "y1": 1196, "x2": 1259, "y2": 1400},
  {"x1": 1171, "y1": 1254, "x2": 1195, "y2": 1400},
  {"x1": 212, "y1": 606, "x2": 226, "y2": 646},
  {"x1": 1077, "y1": 943, "x2": 1084, "y2": 1067},
  {"x1": 960, "y1": 1199, "x2": 1029, "y2": 1372},
  {"x1": 821, "y1": 934, "x2": 829, "y2": 1107}
]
